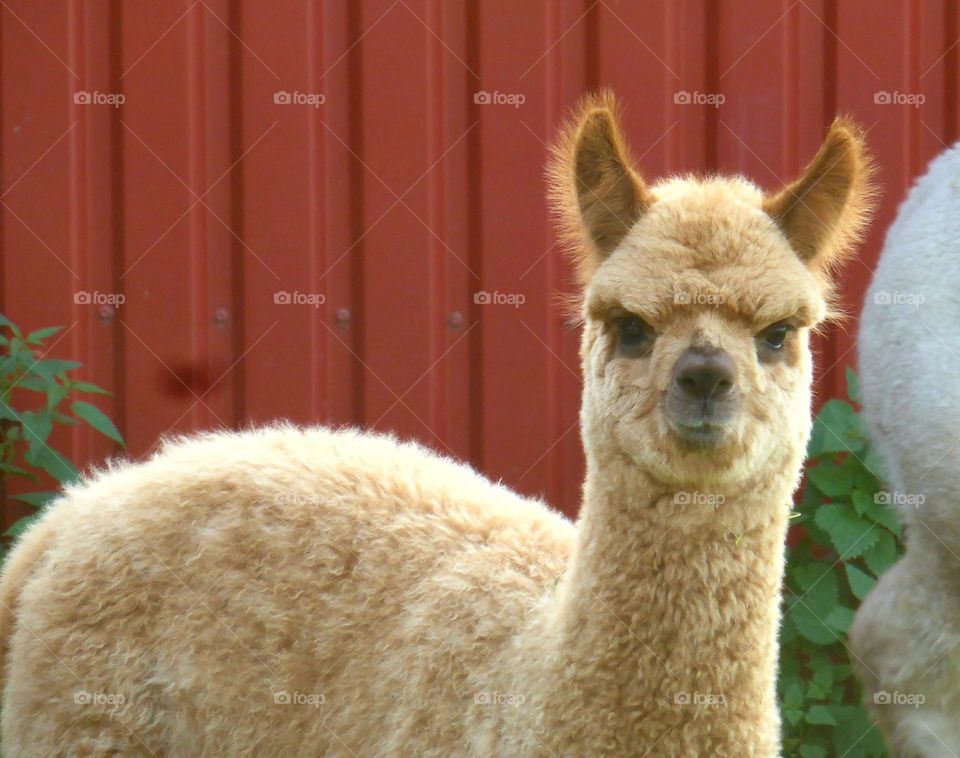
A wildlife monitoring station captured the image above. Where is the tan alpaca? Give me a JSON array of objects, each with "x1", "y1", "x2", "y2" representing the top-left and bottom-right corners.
[{"x1": 0, "y1": 94, "x2": 872, "y2": 756}]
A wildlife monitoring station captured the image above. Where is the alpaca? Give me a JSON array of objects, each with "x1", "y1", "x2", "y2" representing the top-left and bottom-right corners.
[
  {"x1": 0, "y1": 94, "x2": 873, "y2": 756},
  {"x1": 850, "y1": 141, "x2": 960, "y2": 756}
]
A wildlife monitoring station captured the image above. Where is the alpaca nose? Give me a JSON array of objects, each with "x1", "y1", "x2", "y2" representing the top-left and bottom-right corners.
[{"x1": 672, "y1": 348, "x2": 735, "y2": 401}]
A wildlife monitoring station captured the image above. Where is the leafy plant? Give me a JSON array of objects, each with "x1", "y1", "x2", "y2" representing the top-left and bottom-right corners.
[
  {"x1": 779, "y1": 368, "x2": 902, "y2": 757},
  {"x1": 0, "y1": 315, "x2": 123, "y2": 546}
]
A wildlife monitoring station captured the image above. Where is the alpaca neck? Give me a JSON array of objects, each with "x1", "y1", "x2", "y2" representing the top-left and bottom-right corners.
[{"x1": 537, "y1": 452, "x2": 797, "y2": 754}]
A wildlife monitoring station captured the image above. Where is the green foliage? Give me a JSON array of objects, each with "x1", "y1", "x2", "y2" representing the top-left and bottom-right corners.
[
  {"x1": 0, "y1": 316, "x2": 124, "y2": 547},
  {"x1": 779, "y1": 368, "x2": 902, "y2": 757}
]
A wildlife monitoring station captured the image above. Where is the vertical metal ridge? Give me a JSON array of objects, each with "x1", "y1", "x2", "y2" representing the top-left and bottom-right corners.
[
  {"x1": 783, "y1": 0, "x2": 800, "y2": 177},
  {"x1": 465, "y1": 0, "x2": 483, "y2": 468},
  {"x1": 227, "y1": 0, "x2": 245, "y2": 426},
  {"x1": 307, "y1": 0, "x2": 324, "y2": 421},
  {"x1": 67, "y1": 0, "x2": 90, "y2": 459},
  {"x1": 704, "y1": 1, "x2": 720, "y2": 172},
  {"x1": 426, "y1": 0, "x2": 447, "y2": 443},
  {"x1": 347, "y1": 1, "x2": 366, "y2": 424},
  {"x1": 545, "y1": 0, "x2": 562, "y2": 505},
  {"x1": 907, "y1": 0, "x2": 921, "y2": 181},
  {"x1": 108, "y1": 0, "x2": 127, "y2": 438},
  {"x1": 187, "y1": 2, "x2": 209, "y2": 429},
  {"x1": 945, "y1": 0, "x2": 958, "y2": 143}
]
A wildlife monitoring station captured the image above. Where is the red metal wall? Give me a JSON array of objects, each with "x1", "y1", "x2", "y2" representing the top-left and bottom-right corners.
[{"x1": 1, "y1": 0, "x2": 956, "y2": 521}]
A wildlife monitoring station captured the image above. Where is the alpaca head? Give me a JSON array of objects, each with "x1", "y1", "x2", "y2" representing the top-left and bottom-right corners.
[{"x1": 550, "y1": 93, "x2": 873, "y2": 497}]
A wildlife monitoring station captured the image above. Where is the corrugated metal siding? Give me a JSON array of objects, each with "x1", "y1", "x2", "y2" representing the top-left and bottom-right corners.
[{"x1": 1, "y1": 0, "x2": 956, "y2": 523}]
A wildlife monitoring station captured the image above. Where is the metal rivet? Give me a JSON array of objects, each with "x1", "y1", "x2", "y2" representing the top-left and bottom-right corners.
[
  {"x1": 335, "y1": 308, "x2": 351, "y2": 329},
  {"x1": 98, "y1": 304, "x2": 115, "y2": 323},
  {"x1": 447, "y1": 311, "x2": 464, "y2": 330},
  {"x1": 213, "y1": 308, "x2": 230, "y2": 325}
]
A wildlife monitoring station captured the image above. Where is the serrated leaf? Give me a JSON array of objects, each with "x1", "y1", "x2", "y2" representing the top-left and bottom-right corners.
[
  {"x1": 814, "y1": 506, "x2": 879, "y2": 558},
  {"x1": 71, "y1": 401, "x2": 123, "y2": 445},
  {"x1": 788, "y1": 601, "x2": 837, "y2": 645},
  {"x1": 824, "y1": 605, "x2": 855, "y2": 634},
  {"x1": 862, "y1": 530, "x2": 900, "y2": 576},
  {"x1": 809, "y1": 400, "x2": 866, "y2": 457},
  {"x1": 845, "y1": 563, "x2": 877, "y2": 600}
]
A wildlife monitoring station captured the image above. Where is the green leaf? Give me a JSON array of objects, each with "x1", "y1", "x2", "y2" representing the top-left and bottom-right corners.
[
  {"x1": 20, "y1": 409, "x2": 53, "y2": 447},
  {"x1": 799, "y1": 746, "x2": 829, "y2": 758},
  {"x1": 788, "y1": 601, "x2": 837, "y2": 645},
  {"x1": 25, "y1": 325, "x2": 63, "y2": 345},
  {"x1": 806, "y1": 704, "x2": 837, "y2": 725},
  {"x1": 831, "y1": 705, "x2": 887, "y2": 756},
  {"x1": 808, "y1": 400, "x2": 866, "y2": 457},
  {"x1": 32, "y1": 359, "x2": 82, "y2": 380},
  {"x1": 3, "y1": 513, "x2": 40, "y2": 538},
  {"x1": 68, "y1": 381, "x2": 112, "y2": 396},
  {"x1": 10, "y1": 490, "x2": 59, "y2": 508},
  {"x1": 0, "y1": 314, "x2": 23, "y2": 338},
  {"x1": 824, "y1": 605, "x2": 855, "y2": 634},
  {"x1": 859, "y1": 494, "x2": 903, "y2": 537},
  {"x1": 24, "y1": 444, "x2": 78, "y2": 483},
  {"x1": 845, "y1": 367, "x2": 861, "y2": 404},
  {"x1": 845, "y1": 563, "x2": 877, "y2": 600},
  {"x1": 71, "y1": 401, "x2": 124, "y2": 445},
  {"x1": 862, "y1": 530, "x2": 900, "y2": 577},
  {"x1": 814, "y1": 505, "x2": 879, "y2": 558}
]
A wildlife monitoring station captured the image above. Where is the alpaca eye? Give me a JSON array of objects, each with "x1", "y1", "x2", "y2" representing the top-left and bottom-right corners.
[
  {"x1": 759, "y1": 324, "x2": 790, "y2": 350},
  {"x1": 616, "y1": 315, "x2": 654, "y2": 356}
]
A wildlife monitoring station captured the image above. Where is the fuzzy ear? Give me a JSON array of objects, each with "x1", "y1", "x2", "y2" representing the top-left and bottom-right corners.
[
  {"x1": 548, "y1": 92, "x2": 653, "y2": 284},
  {"x1": 762, "y1": 118, "x2": 875, "y2": 270}
]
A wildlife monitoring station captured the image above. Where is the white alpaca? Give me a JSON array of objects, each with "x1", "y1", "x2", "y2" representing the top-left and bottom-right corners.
[{"x1": 851, "y1": 142, "x2": 960, "y2": 756}]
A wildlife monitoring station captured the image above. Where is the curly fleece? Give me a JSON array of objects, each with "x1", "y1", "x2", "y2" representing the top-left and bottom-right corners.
[{"x1": 0, "y1": 93, "x2": 873, "y2": 757}]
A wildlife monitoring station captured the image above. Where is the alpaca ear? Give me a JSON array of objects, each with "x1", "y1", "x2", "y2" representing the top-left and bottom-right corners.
[
  {"x1": 762, "y1": 118, "x2": 874, "y2": 269},
  {"x1": 549, "y1": 93, "x2": 653, "y2": 284}
]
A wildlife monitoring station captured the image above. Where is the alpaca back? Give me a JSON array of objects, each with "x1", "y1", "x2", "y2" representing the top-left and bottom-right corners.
[{"x1": 0, "y1": 425, "x2": 573, "y2": 755}]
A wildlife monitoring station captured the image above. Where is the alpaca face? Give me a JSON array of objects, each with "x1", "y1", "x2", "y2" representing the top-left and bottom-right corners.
[
  {"x1": 580, "y1": 183, "x2": 822, "y2": 488},
  {"x1": 549, "y1": 92, "x2": 873, "y2": 492}
]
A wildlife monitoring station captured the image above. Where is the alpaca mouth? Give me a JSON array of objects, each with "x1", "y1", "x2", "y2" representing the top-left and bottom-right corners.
[{"x1": 671, "y1": 421, "x2": 729, "y2": 449}]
